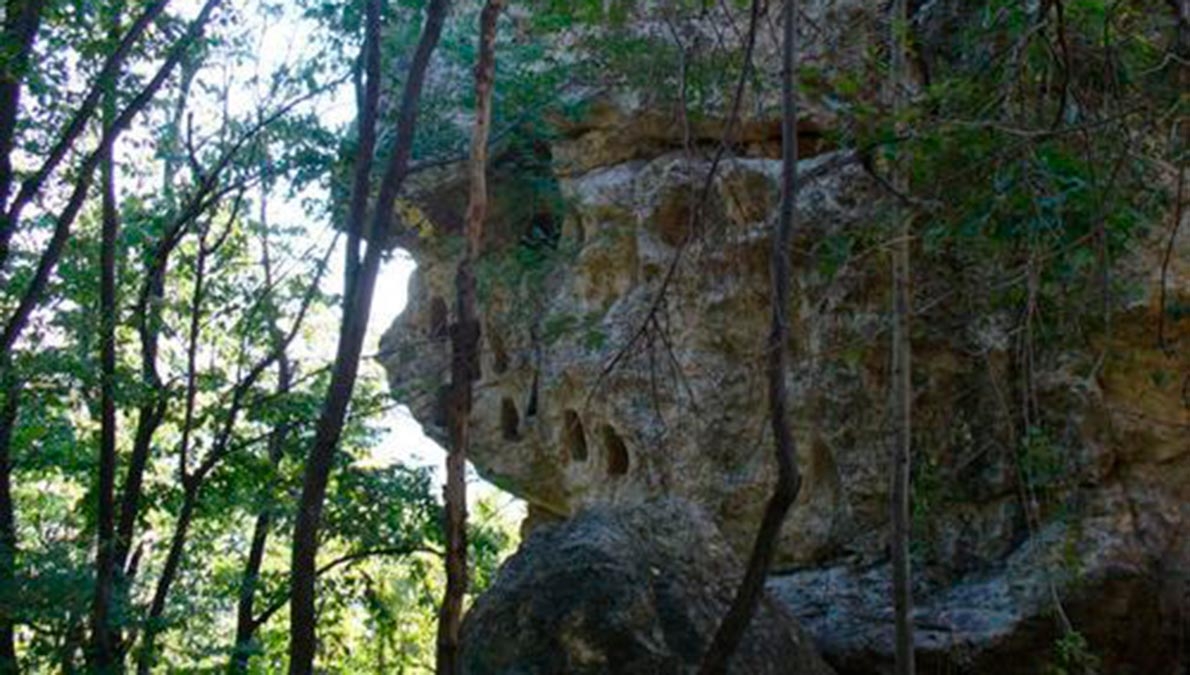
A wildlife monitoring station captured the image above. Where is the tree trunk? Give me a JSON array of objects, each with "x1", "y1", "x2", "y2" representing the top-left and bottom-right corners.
[
  {"x1": 888, "y1": 0, "x2": 916, "y2": 672},
  {"x1": 229, "y1": 219, "x2": 292, "y2": 675},
  {"x1": 698, "y1": 1, "x2": 803, "y2": 672},
  {"x1": 135, "y1": 485, "x2": 198, "y2": 675},
  {"x1": 0, "y1": 4, "x2": 43, "y2": 665},
  {"x1": 112, "y1": 52, "x2": 199, "y2": 583},
  {"x1": 228, "y1": 511, "x2": 273, "y2": 674},
  {"x1": 437, "y1": 2, "x2": 503, "y2": 673},
  {"x1": 89, "y1": 7, "x2": 122, "y2": 660},
  {"x1": 0, "y1": 375, "x2": 19, "y2": 674},
  {"x1": 286, "y1": 1, "x2": 450, "y2": 672}
]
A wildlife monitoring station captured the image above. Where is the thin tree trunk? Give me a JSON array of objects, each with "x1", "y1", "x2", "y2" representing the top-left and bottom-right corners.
[
  {"x1": 0, "y1": 2, "x2": 44, "y2": 665},
  {"x1": 889, "y1": 193, "x2": 915, "y2": 675},
  {"x1": 699, "y1": 1, "x2": 803, "y2": 672},
  {"x1": 131, "y1": 197, "x2": 270, "y2": 670},
  {"x1": 229, "y1": 205, "x2": 292, "y2": 675},
  {"x1": 133, "y1": 226, "x2": 211, "y2": 675},
  {"x1": 136, "y1": 221, "x2": 323, "y2": 671},
  {"x1": 287, "y1": 1, "x2": 381, "y2": 670},
  {"x1": 437, "y1": 2, "x2": 503, "y2": 673},
  {"x1": 0, "y1": 374, "x2": 19, "y2": 674},
  {"x1": 228, "y1": 503, "x2": 276, "y2": 674},
  {"x1": 287, "y1": 1, "x2": 450, "y2": 672},
  {"x1": 90, "y1": 2, "x2": 123, "y2": 660},
  {"x1": 112, "y1": 53, "x2": 200, "y2": 583},
  {"x1": 135, "y1": 485, "x2": 198, "y2": 675},
  {"x1": 888, "y1": 0, "x2": 916, "y2": 672}
]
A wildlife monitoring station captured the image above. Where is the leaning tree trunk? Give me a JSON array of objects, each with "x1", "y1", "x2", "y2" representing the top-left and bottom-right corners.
[
  {"x1": 888, "y1": 0, "x2": 916, "y2": 672},
  {"x1": 286, "y1": 1, "x2": 450, "y2": 672},
  {"x1": 698, "y1": 0, "x2": 803, "y2": 672},
  {"x1": 437, "y1": 2, "x2": 503, "y2": 673}
]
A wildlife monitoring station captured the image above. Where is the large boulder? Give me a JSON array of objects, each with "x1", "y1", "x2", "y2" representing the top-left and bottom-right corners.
[
  {"x1": 770, "y1": 511, "x2": 1182, "y2": 674},
  {"x1": 461, "y1": 500, "x2": 834, "y2": 675}
]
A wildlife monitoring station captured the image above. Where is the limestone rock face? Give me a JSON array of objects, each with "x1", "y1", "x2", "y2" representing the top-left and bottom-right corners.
[
  {"x1": 379, "y1": 2, "x2": 1190, "y2": 672},
  {"x1": 384, "y1": 148, "x2": 884, "y2": 562},
  {"x1": 461, "y1": 499, "x2": 835, "y2": 675},
  {"x1": 382, "y1": 131, "x2": 1189, "y2": 671}
]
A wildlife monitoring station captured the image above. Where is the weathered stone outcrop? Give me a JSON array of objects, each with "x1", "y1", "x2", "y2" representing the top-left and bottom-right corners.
[
  {"x1": 771, "y1": 511, "x2": 1183, "y2": 673},
  {"x1": 380, "y1": 3, "x2": 1190, "y2": 672},
  {"x1": 461, "y1": 499, "x2": 834, "y2": 675},
  {"x1": 382, "y1": 128, "x2": 1189, "y2": 671}
]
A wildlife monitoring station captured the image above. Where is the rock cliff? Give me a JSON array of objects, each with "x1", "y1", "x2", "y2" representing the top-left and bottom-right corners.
[{"x1": 380, "y1": 2, "x2": 1190, "y2": 672}]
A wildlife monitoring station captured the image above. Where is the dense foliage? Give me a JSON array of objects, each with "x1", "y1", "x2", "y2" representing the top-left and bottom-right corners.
[{"x1": 0, "y1": 1, "x2": 517, "y2": 672}]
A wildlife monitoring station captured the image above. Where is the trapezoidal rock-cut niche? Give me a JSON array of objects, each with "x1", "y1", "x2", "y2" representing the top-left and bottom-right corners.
[
  {"x1": 562, "y1": 410, "x2": 587, "y2": 462},
  {"x1": 601, "y1": 424, "x2": 628, "y2": 476},
  {"x1": 489, "y1": 330, "x2": 510, "y2": 374},
  {"x1": 500, "y1": 397, "x2": 520, "y2": 441}
]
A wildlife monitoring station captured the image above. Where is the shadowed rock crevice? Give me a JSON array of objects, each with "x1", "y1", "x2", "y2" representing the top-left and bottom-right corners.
[
  {"x1": 601, "y1": 425, "x2": 629, "y2": 476},
  {"x1": 501, "y1": 398, "x2": 520, "y2": 441},
  {"x1": 563, "y1": 410, "x2": 588, "y2": 462}
]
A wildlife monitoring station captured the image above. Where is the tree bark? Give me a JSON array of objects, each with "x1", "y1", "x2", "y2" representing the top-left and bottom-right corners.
[
  {"x1": 286, "y1": 1, "x2": 450, "y2": 672},
  {"x1": 89, "y1": 2, "x2": 123, "y2": 661},
  {"x1": 698, "y1": 1, "x2": 802, "y2": 672},
  {"x1": 228, "y1": 503, "x2": 276, "y2": 674},
  {"x1": 0, "y1": 374, "x2": 19, "y2": 674},
  {"x1": 135, "y1": 485, "x2": 198, "y2": 675},
  {"x1": 888, "y1": 0, "x2": 916, "y2": 672},
  {"x1": 437, "y1": 2, "x2": 503, "y2": 673},
  {"x1": 0, "y1": 5, "x2": 42, "y2": 666}
]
